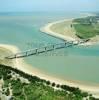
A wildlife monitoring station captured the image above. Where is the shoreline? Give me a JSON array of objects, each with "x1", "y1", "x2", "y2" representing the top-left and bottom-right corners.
[
  {"x1": 0, "y1": 44, "x2": 99, "y2": 98},
  {"x1": 40, "y1": 18, "x2": 99, "y2": 46},
  {"x1": 40, "y1": 19, "x2": 76, "y2": 41}
]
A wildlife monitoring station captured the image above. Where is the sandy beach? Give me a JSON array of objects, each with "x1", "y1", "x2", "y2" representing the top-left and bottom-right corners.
[
  {"x1": 0, "y1": 44, "x2": 99, "y2": 98},
  {"x1": 40, "y1": 17, "x2": 99, "y2": 46},
  {"x1": 40, "y1": 19, "x2": 76, "y2": 41}
]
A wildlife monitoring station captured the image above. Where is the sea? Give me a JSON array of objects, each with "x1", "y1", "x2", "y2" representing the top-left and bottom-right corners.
[{"x1": 0, "y1": 12, "x2": 99, "y2": 85}]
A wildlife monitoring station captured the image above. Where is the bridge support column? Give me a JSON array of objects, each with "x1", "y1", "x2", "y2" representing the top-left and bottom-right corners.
[
  {"x1": 15, "y1": 54, "x2": 17, "y2": 58},
  {"x1": 52, "y1": 45, "x2": 54, "y2": 49},
  {"x1": 35, "y1": 49, "x2": 38, "y2": 54},
  {"x1": 65, "y1": 42, "x2": 67, "y2": 46},
  {"x1": 45, "y1": 47, "x2": 47, "y2": 51},
  {"x1": 26, "y1": 52, "x2": 28, "y2": 56}
]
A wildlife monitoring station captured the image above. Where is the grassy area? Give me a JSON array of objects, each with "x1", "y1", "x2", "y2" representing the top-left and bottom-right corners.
[
  {"x1": 0, "y1": 64, "x2": 98, "y2": 100},
  {"x1": 73, "y1": 24, "x2": 97, "y2": 39},
  {"x1": 73, "y1": 16, "x2": 99, "y2": 39}
]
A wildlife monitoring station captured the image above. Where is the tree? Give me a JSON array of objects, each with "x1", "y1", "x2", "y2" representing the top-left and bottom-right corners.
[
  {"x1": 52, "y1": 82, "x2": 56, "y2": 87},
  {"x1": 5, "y1": 88, "x2": 10, "y2": 96},
  {"x1": 56, "y1": 84, "x2": 60, "y2": 88},
  {"x1": 46, "y1": 81, "x2": 51, "y2": 85}
]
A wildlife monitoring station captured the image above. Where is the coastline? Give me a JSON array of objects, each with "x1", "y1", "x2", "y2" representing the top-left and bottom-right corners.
[
  {"x1": 0, "y1": 44, "x2": 99, "y2": 98},
  {"x1": 39, "y1": 16, "x2": 99, "y2": 97},
  {"x1": 40, "y1": 19, "x2": 76, "y2": 41},
  {"x1": 40, "y1": 18, "x2": 99, "y2": 46}
]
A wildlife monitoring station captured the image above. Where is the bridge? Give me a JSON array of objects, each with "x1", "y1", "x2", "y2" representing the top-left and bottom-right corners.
[{"x1": 5, "y1": 40, "x2": 87, "y2": 59}]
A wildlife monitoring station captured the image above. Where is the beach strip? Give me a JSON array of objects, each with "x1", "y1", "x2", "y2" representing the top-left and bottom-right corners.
[
  {"x1": 0, "y1": 44, "x2": 99, "y2": 98},
  {"x1": 40, "y1": 19, "x2": 76, "y2": 41}
]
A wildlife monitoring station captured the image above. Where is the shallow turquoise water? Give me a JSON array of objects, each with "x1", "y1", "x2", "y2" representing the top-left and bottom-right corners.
[{"x1": 0, "y1": 12, "x2": 99, "y2": 84}]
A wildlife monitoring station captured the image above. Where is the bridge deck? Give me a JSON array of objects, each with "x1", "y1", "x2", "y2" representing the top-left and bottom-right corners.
[{"x1": 5, "y1": 40, "x2": 86, "y2": 59}]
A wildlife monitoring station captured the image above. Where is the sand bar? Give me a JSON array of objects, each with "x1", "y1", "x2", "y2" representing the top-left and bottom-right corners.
[{"x1": 41, "y1": 16, "x2": 99, "y2": 46}]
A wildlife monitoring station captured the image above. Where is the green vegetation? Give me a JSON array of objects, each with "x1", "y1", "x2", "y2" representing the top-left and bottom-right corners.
[
  {"x1": 73, "y1": 16, "x2": 99, "y2": 39},
  {"x1": 0, "y1": 64, "x2": 98, "y2": 100}
]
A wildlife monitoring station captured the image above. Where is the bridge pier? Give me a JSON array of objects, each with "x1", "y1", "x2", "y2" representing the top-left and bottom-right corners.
[
  {"x1": 15, "y1": 54, "x2": 17, "y2": 58},
  {"x1": 45, "y1": 47, "x2": 47, "y2": 51},
  {"x1": 26, "y1": 52, "x2": 28, "y2": 56},
  {"x1": 52, "y1": 45, "x2": 55, "y2": 49},
  {"x1": 65, "y1": 42, "x2": 68, "y2": 46},
  {"x1": 35, "y1": 49, "x2": 38, "y2": 54}
]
